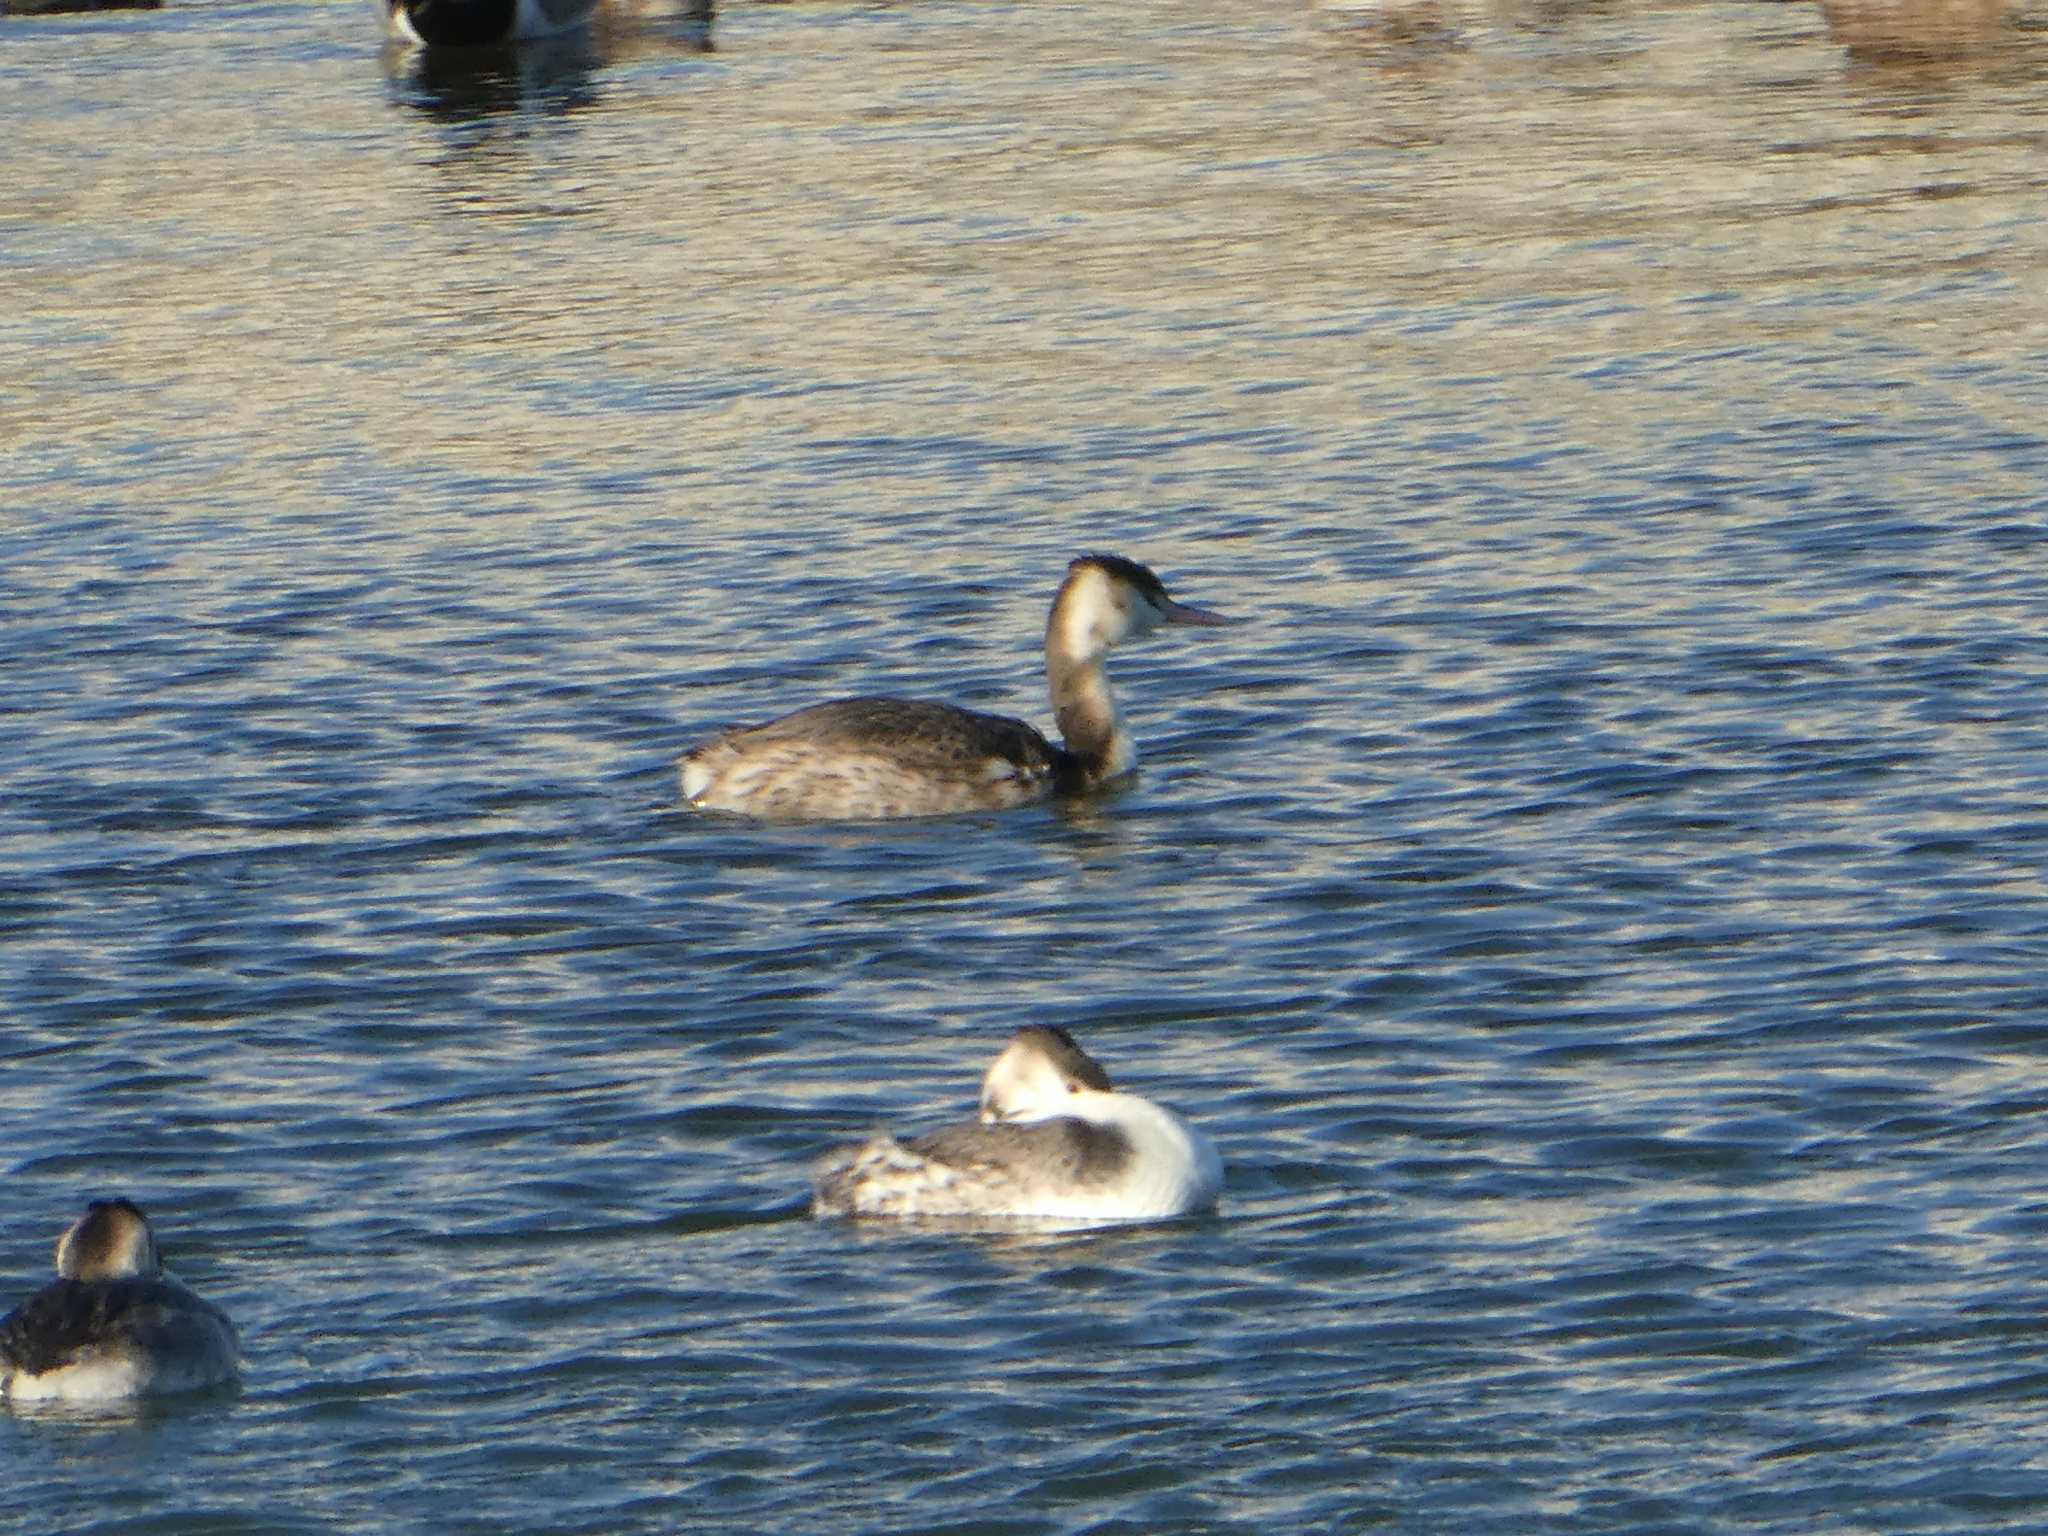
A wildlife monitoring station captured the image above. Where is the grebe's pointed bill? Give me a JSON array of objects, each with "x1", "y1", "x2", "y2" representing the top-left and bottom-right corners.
[{"x1": 1157, "y1": 596, "x2": 1235, "y2": 628}]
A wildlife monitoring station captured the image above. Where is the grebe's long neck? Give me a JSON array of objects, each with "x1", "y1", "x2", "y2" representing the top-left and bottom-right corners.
[
  {"x1": 1039, "y1": 557, "x2": 1189, "y2": 786},
  {"x1": 1047, "y1": 652, "x2": 1131, "y2": 783},
  {"x1": 1044, "y1": 564, "x2": 1134, "y2": 783}
]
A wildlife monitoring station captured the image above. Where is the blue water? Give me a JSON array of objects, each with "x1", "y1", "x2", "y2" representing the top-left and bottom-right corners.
[{"x1": 6, "y1": 0, "x2": 2048, "y2": 1529}]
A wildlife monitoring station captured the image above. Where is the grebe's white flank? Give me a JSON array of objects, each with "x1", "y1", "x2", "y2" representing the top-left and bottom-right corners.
[
  {"x1": 813, "y1": 1027, "x2": 1222, "y2": 1223},
  {"x1": 1, "y1": 1200, "x2": 240, "y2": 1407},
  {"x1": 680, "y1": 554, "x2": 1232, "y2": 821}
]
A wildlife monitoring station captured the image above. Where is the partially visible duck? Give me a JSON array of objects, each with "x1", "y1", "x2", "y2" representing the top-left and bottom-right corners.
[
  {"x1": 384, "y1": 0, "x2": 601, "y2": 48},
  {"x1": 1, "y1": 1199, "x2": 240, "y2": 1407}
]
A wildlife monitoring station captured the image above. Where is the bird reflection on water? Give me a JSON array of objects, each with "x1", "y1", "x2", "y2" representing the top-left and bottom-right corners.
[
  {"x1": 1318, "y1": 0, "x2": 2031, "y2": 70},
  {"x1": 1819, "y1": 0, "x2": 2011, "y2": 61},
  {"x1": 386, "y1": 0, "x2": 714, "y2": 123}
]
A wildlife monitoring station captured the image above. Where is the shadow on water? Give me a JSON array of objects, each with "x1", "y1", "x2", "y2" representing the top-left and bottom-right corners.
[
  {"x1": 815, "y1": 1211, "x2": 1222, "y2": 1273},
  {"x1": 435, "y1": 1202, "x2": 812, "y2": 1254},
  {"x1": 385, "y1": 0, "x2": 715, "y2": 124}
]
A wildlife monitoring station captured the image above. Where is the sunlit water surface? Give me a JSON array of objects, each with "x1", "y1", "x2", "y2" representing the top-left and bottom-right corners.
[{"x1": 5, "y1": 0, "x2": 2048, "y2": 1530}]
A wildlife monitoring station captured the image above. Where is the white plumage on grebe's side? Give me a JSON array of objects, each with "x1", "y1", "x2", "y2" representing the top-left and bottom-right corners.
[
  {"x1": 813, "y1": 1027, "x2": 1222, "y2": 1224},
  {"x1": 1, "y1": 1199, "x2": 240, "y2": 1408},
  {"x1": 679, "y1": 554, "x2": 1234, "y2": 821}
]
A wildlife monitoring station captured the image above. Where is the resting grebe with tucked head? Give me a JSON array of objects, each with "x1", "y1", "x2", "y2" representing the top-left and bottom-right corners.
[
  {"x1": 813, "y1": 1027, "x2": 1222, "y2": 1223},
  {"x1": 1, "y1": 1200, "x2": 240, "y2": 1407},
  {"x1": 680, "y1": 554, "x2": 1233, "y2": 821}
]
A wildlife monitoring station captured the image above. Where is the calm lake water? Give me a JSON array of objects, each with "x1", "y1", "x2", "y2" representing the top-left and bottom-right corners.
[{"x1": 5, "y1": 0, "x2": 2048, "y2": 1530}]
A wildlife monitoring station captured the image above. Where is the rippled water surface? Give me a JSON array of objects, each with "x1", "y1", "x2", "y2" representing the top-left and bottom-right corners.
[{"x1": 6, "y1": 0, "x2": 2048, "y2": 1529}]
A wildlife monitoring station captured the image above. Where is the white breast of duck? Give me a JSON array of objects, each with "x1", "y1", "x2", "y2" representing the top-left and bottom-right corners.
[
  {"x1": 1, "y1": 1199, "x2": 240, "y2": 1408},
  {"x1": 813, "y1": 1027, "x2": 1221, "y2": 1224}
]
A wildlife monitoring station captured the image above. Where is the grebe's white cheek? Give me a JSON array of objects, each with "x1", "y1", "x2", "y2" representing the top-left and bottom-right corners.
[{"x1": 1083, "y1": 607, "x2": 1118, "y2": 654}]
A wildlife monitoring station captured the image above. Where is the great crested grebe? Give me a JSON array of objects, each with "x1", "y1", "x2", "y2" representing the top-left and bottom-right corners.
[
  {"x1": 1, "y1": 1200, "x2": 240, "y2": 1407},
  {"x1": 813, "y1": 1027, "x2": 1221, "y2": 1223},
  {"x1": 680, "y1": 554, "x2": 1232, "y2": 820}
]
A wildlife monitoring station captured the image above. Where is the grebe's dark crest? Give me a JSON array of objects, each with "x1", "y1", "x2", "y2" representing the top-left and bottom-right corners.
[
  {"x1": 680, "y1": 554, "x2": 1233, "y2": 820},
  {"x1": 812, "y1": 1028, "x2": 1222, "y2": 1224}
]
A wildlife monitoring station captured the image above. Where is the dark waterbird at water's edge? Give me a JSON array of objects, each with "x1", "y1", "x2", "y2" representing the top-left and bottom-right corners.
[
  {"x1": 385, "y1": 0, "x2": 714, "y2": 117},
  {"x1": 385, "y1": 0, "x2": 601, "y2": 47}
]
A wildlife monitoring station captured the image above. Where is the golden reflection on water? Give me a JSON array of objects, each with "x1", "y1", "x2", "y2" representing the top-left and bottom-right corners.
[
  {"x1": 5, "y1": 0, "x2": 2046, "y2": 663},
  {"x1": 13, "y1": 19, "x2": 2043, "y2": 384}
]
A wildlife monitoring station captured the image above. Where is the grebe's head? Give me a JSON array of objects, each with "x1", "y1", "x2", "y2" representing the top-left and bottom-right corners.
[
  {"x1": 980, "y1": 1026, "x2": 1116, "y2": 1123},
  {"x1": 55, "y1": 1198, "x2": 162, "y2": 1281},
  {"x1": 1047, "y1": 555, "x2": 1232, "y2": 665}
]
